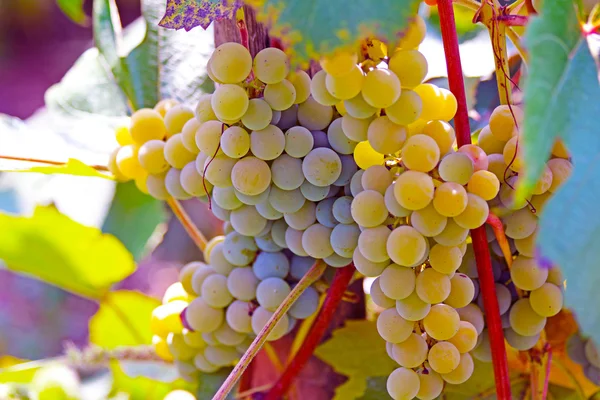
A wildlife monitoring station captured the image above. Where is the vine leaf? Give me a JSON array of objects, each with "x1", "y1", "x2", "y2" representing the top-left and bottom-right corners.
[
  {"x1": 0, "y1": 206, "x2": 135, "y2": 300},
  {"x1": 314, "y1": 320, "x2": 396, "y2": 400},
  {"x1": 245, "y1": 0, "x2": 421, "y2": 65},
  {"x1": 90, "y1": 291, "x2": 159, "y2": 348},
  {"x1": 522, "y1": 0, "x2": 600, "y2": 346},
  {"x1": 56, "y1": 0, "x2": 88, "y2": 25},
  {"x1": 1, "y1": 159, "x2": 112, "y2": 180},
  {"x1": 160, "y1": 0, "x2": 242, "y2": 30}
]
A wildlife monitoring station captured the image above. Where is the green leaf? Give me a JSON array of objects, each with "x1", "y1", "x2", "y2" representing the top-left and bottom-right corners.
[
  {"x1": 90, "y1": 290, "x2": 159, "y2": 348},
  {"x1": 246, "y1": 0, "x2": 421, "y2": 64},
  {"x1": 356, "y1": 376, "x2": 388, "y2": 400},
  {"x1": 334, "y1": 376, "x2": 367, "y2": 400},
  {"x1": 1, "y1": 158, "x2": 113, "y2": 180},
  {"x1": 111, "y1": 360, "x2": 194, "y2": 399},
  {"x1": 160, "y1": 0, "x2": 242, "y2": 31},
  {"x1": 56, "y1": 0, "x2": 88, "y2": 25},
  {"x1": 102, "y1": 182, "x2": 166, "y2": 260},
  {"x1": 522, "y1": 0, "x2": 600, "y2": 345},
  {"x1": 0, "y1": 206, "x2": 135, "y2": 300}
]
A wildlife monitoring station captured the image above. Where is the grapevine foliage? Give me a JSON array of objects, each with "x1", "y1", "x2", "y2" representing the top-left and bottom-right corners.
[{"x1": 160, "y1": 0, "x2": 242, "y2": 30}]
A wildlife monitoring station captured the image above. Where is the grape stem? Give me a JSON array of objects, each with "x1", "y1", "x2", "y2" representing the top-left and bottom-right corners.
[
  {"x1": 265, "y1": 263, "x2": 356, "y2": 400},
  {"x1": 212, "y1": 260, "x2": 327, "y2": 400},
  {"x1": 166, "y1": 198, "x2": 208, "y2": 253},
  {"x1": 0, "y1": 154, "x2": 109, "y2": 172},
  {"x1": 437, "y1": 1, "x2": 512, "y2": 399}
]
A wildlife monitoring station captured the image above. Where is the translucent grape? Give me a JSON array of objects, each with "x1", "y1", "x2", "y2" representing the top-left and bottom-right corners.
[
  {"x1": 394, "y1": 170, "x2": 434, "y2": 210},
  {"x1": 428, "y1": 341, "x2": 460, "y2": 374},
  {"x1": 401, "y1": 134, "x2": 440, "y2": 172},
  {"x1": 388, "y1": 49, "x2": 428, "y2": 88},
  {"x1": 210, "y1": 42, "x2": 252, "y2": 83},
  {"x1": 287, "y1": 70, "x2": 311, "y2": 104},
  {"x1": 509, "y1": 298, "x2": 546, "y2": 336},
  {"x1": 453, "y1": 193, "x2": 489, "y2": 230},
  {"x1": 116, "y1": 145, "x2": 145, "y2": 179},
  {"x1": 413, "y1": 84, "x2": 444, "y2": 121},
  {"x1": 385, "y1": 90, "x2": 423, "y2": 126},
  {"x1": 310, "y1": 70, "x2": 338, "y2": 106},
  {"x1": 302, "y1": 148, "x2": 342, "y2": 187},
  {"x1": 234, "y1": 186, "x2": 270, "y2": 206},
  {"x1": 510, "y1": 256, "x2": 548, "y2": 291},
  {"x1": 361, "y1": 69, "x2": 401, "y2": 108},
  {"x1": 458, "y1": 144, "x2": 488, "y2": 171},
  {"x1": 284, "y1": 201, "x2": 316, "y2": 230},
  {"x1": 211, "y1": 84, "x2": 249, "y2": 121},
  {"x1": 358, "y1": 225, "x2": 391, "y2": 263},
  {"x1": 213, "y1": 186, "x2": 243, "y2": 210},
  {"x1": 138, "y1": 140, "x2": 169, "y2": 174},
  {"x1": 416, "y1": 268, "x2": 451, "y2": 304},
  {"x1": 330, "y1": 223, "x2": 360, "y2": 258},
  {"x1": 438, "y1": 88, "x2": 458, "y2": 121},
  {"x1": 201, "y1": 274, "x2": 233, "y2": 308},
  {"x1": 214, "y1": 323, "x2": 246, "y2": 347},
  {"x1": 457, "y1": 303, "x2": 484, "y2": 335},
  {"x1": 395, "y1": 291, "x2": 431, "y2": 321},
  {"x1": 467, "y1": 170, "x2": 500, "y2": 201},
  {"x1": 289, "y1": 286, "x2": 319, "y2": 319},
  {"x1": 164, "y1": 105, "x2": 194, "y2": 138},
  {"x1": 223, "y1": 231, "x2": 257, "y2": 266},
  {"x1": 180, "y1": 161, "x2": 212, "y2": 196},
  {"x1": 367, "y1": 116, "x2": 407, "y2": 154},
  {"x1": 433, "y1": 219, "x2": 468, "y2": 246},
  {"x1": 380, "y1": 264, "x2": 415, "y2": 300},
  {"x1": 370, "y1": 277, "x2": 396, "y2": 308},
  {"x1": 499, "y1": 176, "x2": 531, "y2": 210},
  {"x1": 547, "y1": 158, "x2": 572, "y2": 192},
  {"x1": 297, "y1": 96, "x2": 334, "y2": 130},
  {"x1": 300, "y1": 181, "x2": 330, "y2": 202},
  {"x1": 249, "y1": 124, "x2": 285, "y2": 161},
  {"x1": 514, "y1": 231, "x2": 536, "y2": 257},
  {"x1": 256, "y1": 277, "x2": 291, "y2": 311},
  {"x1": 503, "y1": 208, "x2": 537, "y2": 239},
  {"x1": 302, "y1": 223, "x2": 334, "y2": 258},
  {"x1": 226, "y1": 267, "x2": 259, "y2": 302},
  {"x1": 165, "y1": 168, "x2": 192, "y2": 199},
  {"x1": 251, "y1": 306, "x2": 289, "y2": 341},
  {"x1": 391, "y1": 333, "x2": 428, "y2": 368},
  {"x1": 151, "y1": 301, "x2": 187, "y2": 336},
  {"x1": 193, "y1": 352, "x2": 218, "y2": 373},
  {"x1": 190, "y1": 264, "x2": 217, "y2": 296},
  {"x1": 448, "y1": 321, "x2": 478, "y2": 353},
  {"x1": 376, "y1": 308, "x2": 414, "y2": 343},
  {"x1": 186, "y1": 298, "x2": 224, "y2": 333},
  {"x1": 269, "y1": 186, "x2": 305, "y2": 213},
  {"x1": 353, "y1": 248, "x2": 389, "y2": 277},
  {"x1": 384, "y1": 184, "x2": 411, "y2": 217},
  {"x1": 489, "y1": 104, "x2": 522, "y2": 141},
  {"x1": 411, "y1": 204, "x2": 448, "y2": 237},
  {"x1": 416, "y1": 368, "x2": 444, "y2": 400},
  {"x1": 202, "y1": 155, "x2": 236, "y2": 187},
  {"x1": 284, "y1": 126, "x2": 314, "y2": 158},
  {"x1": 440, "y1": 352, "x2": 474, "y2": 384},
  {"x1": 270, "y1": 154, "x2": 304, "y2": 190},
  {"x1": 181, "y1": 118, "x2": 201, "y2": 154},
  {"x1": 285, "y1": 227, "x2": 309, "y2": 256},
  {"x1": 504, "y1": 328, "x2": 540, "y2": 351},
  {"x1": 231, "y1": 156, "x2": 271, "y2": 196},
  {"x1": 264, "y1": 80, "x2": 297, "y2": 111},
  {"x1": 195, "y1": 94, "x2": 218, "y2": 124},
  {"x1": 341, "y1": 114, "x2": 370, "y2": 142},
  {"x1": 230, "y1": 205, "x2": 267, "y2": 236},
  {"x1": 253, "y1": 47, "x2": 289, "y2": 84},
  {"x1": 343, "y1": 94, "x2": 377, "y2": 119},
  {"x1": 327, "y1": 118, "x2": 357, "y2": 154},
  {"x1": 320, "y1": 51, "x2": 357, "y2": 77},
  {"x1": 195, "y1": 120, "x2": 224, "y2": 156},
  {"x1": 204, "y1": 345, "x2": 239, "y2": 367},
  {"x1": 164, "y1": 133, "x2": 196, "y2": 169},
  {"x1": 477, "y1": 125, "x2": 505, "y2": 155},
  {"x1": 354, "y1": 141, "x2": 385, "y2": 170},
  {"x1": 325, "y1": 65, "x2": 364, "y2": 100},
  {"x1": 446, "y1": 273, "x2": 476, "y2": 309},
  {"x1": 423, "y1": 304, "x2": 460, "y2": 340},
  {"x1": 387, "y1": 367, "x2": 420, "y2": 400},
  {"x1": 529, "y1": 283, "x2": 563, "y2": 317},
  {"x1": 271, "y1": 219, "x2": 288, "y2": 248},
  {"x1": 130, "y1": 108, "x2": 167, "y2": 144},
  {"x1": 438, "y1": 152, "x2": 474, "y2": 185},
  {"x1": 350, "y1": 190, "x2": 388, "y2": 228},
  {"x1": 361, "y1": 165, "x2": 393, "y2": 195}
]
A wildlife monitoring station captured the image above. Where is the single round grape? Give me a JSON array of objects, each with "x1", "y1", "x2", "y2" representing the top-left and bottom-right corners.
[
  {"x1": 320, "y1": 51, "x2": 357, "y2": 77},
  {"x1": 416, "y1": 368, "x2": 444, "y2": 400},
  {"x1": 504, "y1": 328, "x2": 540, "y2": 351},
  {"x1": 226, "y1": 300, "x2": 253, "y2": 333},
  {"x1": 116, "y1": 145, "x2": 145, "y2": 179},
  {"x1": 377, "y1": 308, "x2": 414, "y2": 343},
  {"x1": 235, "y1": 186, "x2": 270, "y2": 206},
  {"x1": 361, "y1": 69, "x2": 401, "y2": 108},
  {"x1": 444, "y1": 273, "x2": 475, "y2": 309},
  {"x1": 360, "y1": 165, "x2": 392, "y2": 195},
  {"x1": 284, "y1": 201, "x2": 316, "y2": 230},
  {"x1": 440, "y1": 352, "x2": 474, "y2": 384},
  {"x1": 351, "y1": 190, "x2": 388, "y2": 228},
  {"x1": 195, "y1": 120, "x2": 224, "y2": 156},
  {"x1": 532, "y1": 164, "x2": 553, "y2": 195},
  {"x1": 204, "y1": 345, "x2": 239, "y2": 367},
  {"x1": 302, "y1": 148, "x2": 342, "y2": 187},
  {"x1": 487, "y1": 153, "x2": 509, "y2": 182},
  {"x1": 509, "y1": 298, "x2": 547, "y2": 336},
  {"x1": 354, "y1": 140, "x2": 385, "y2": 170},
  {"x1": 310, "y1": 70, "x2": 338, "y2": 106},
  {"x1": 164, "y1": 105, "x2": 194, "y2": 138},
  {"x1": 529, "y1": 283, "x2": 563, "y2": 317},
  {"x1": 251, "y1": 306, "x2": 289, "y2": 341},
  {"x1": 229, "y1": 205, "x2": 267, "y2": 236},
  {"x1": 284, "y1": 126, "x2": 314, "y2": 158},
  {"x1": 453, "y1": 193, "x2": 489, "y2": 230},
  {"x1": 510, "y1": 256, "x2": 548, "y2": 291},
  {"x1": 285, "y1": 227, "x2": 309, "y2": 256},
  {"x1": 195, "y1": 94, "x2": 218, "y2": 124},
  {"x1": 193, "y1": 352, "x2": 219, "y2": 373},
  {"x1": 325, "y1": 65, "x2": 364, "y2": 100},
  {"x1": 264, "y1": 79, "x2": 297, "y2": 111},
  {"x1": 392, "y1": 333, "x2": 428, "y2": 368},
  {"x1": 164, "y1": 133, "x2": 197, "y2": 169},
  {"x1": 249, "y1": 124, "x2": 285, "y2": 161},
  {"x1": 353, "y1": 247, "x2": 389, "y2": 277},
  {"x1": 422, "y1": 120, "x2": 456, "y2": 155},
  {"x1": 384, "y1": 184, "x2": 411, "y2": 217},
  {"x1": 332, "y1": 196, "x2": 353, "y2": 224},
  {"x1": 165, "y1": 168, "x2": 192, "y2": 199},
  {"x1": 367, "y1": 116, "x2": 407, "y2": 154},
  {"x1": 181, "y1": 118, "x2": 201, "y2": 154},
  {"x1": 213, "y1": 186, "x2": 243, "y2": 210},
  {"x1": 424, "y1": 304, "x2": 460, "y2": 340},
  {"x1": 256, "y1": 277, "x2": 291, "y2": 311},
  {"x1": 271, "y1": 154, "x2": 304, "y2": 190},
  {"x1": 489, "y1": 104, "x2": 522, "y2": 141},
  {"x1": 256, "y1": 231, "x2": 283, "y2": 252},
  {"x1": 380, "y1": 264, "x2": 416, "y2": 300},
  {"x1": 214, "y1": 323, "x2": 246, "y2": 347},
  {"x1": 413, "y1": 83, "x2": 445, "y2": 121},
  {"x1": 396, "y1": 15, "x2": 427, "y2": 48},
  {"x1": 231, "y1": 156, "x2": 271, "y2": 196},
  {"x1": 477, "y1": 125, "x2": 505, "y2": 155},
  {"x1": 344, "y1": 94, "x2": 378, "y2": 119},
  {"x1": 416, "y1": 268, "x2": 451, "y2": 304},
  {"x1": 327, "y1": 118, "x2": 357, "y2": 155},
  {"x1": 438, "y1": 152, "x2": 474, "y2": 185},
  {"x1": 330, "y1": 223, "x2": 360, "y2": 258},
  {"x1": 429, "y1": 244, "x2": 462, "y2": 274},
  {"x1": 385, "y1": 89, "x2": 423, "y2": 126},
  {"x1": 186, "y1": 298, "x2": 224, "y2": 333},
  {"x1": 394, "y1": 170, "x2": 434, "y2": 210},
  {"x1": 269, "y1": 186, "x2": 305, "y2": 213},
  {"x1": 387, "y1": 225, "x2": 427, "y2": 267},
  {"x1": 138, "y1": 140, "x2": 169, "y2": 174},
  {"x1": 180, "y1": 161, "x2": 212, "y2": 196},
  {"x1": 202, "y1": 154, "x2": 236, "y2": 187},
  {"x1": 457, "y1": 303, "x2": 485, "y2": 335},
  {"x1": 387, "y1": 367, "x2": 420, "y2": 400},
  {"x1": 448, "y1": 321, "x2": 478, "y2": 353},
  {"x1": 300, "y1": 181, "x2": 329, "y2": 202},
  {"x1": 211, "y1": 42, "x2": 252, "y2": 83},
  {"x1": 411, "y1": 204, "x2": 448, "y2": 237},
  {"x1": 438, "y1": 88, "x2": 458, "y2": 121},
  {"x1": 289, "y1": 256, "x2": 316, "y2": 280},
  {"x1": 289, "y1": 286, "x2": 319, "y2": 319},
  {"x1": 341, "y1": 114, "x2": 370, "y2": 142},
  {"x1": 115, "y1": 125, "x2": 134, "y2": 146},
  {"x1": 201, "y1": 274, "x2": 233, "y2": 308},
  {"x1": 130, "y1": 108, "x2": 167, "y2": 144},
  {"x1": 467, "y1": 170, "x2": 500, "y2": 201},
  {"x1": 514, "y1": 231, "x2": 537, "y2": 257},
  {"x1": 458, "y1": 144, "x2": 488, "y2": 172},
  {"x1": 433, "y1": 219, "x2": 469, "y2": 247},
  {"x1": 389, "y1": 49, "x2": 428, "y2": 88},
  {"x1": 302, "y1": 223, "x2": 334, "y2": 258},
  {"x1": 223, "y1": 231, "x2": 257, "y2": 266},
  {"x1": 253, "y1": 47, "x2": 289, "y2": 84},
  {"x1": 547, "y1": 158, "x2": 572, "y2": 192},
  {"x1": 359, "y1": 225, "x2": 391, "y2": 263},
  {"x1": 396, "y1": 291, "x2": 431, "y2": 321},
  {"x1": 503, "y1": 208, "x2": 538, "y2": 239},
  {"x1": 428, "y1": 341, "x2": 460, "y2": 374},
  {"x1": 240, "y1": 98, "x2": 272, "y2": 131},
  {"x1": 350, "y1": 170, "x2": 365, "y2": 196},
  {"x1": 401, "y1": 134, "x2": 440, "y2": 172},
  {"x1": 502, "y1": 136, "x2": 523, "y2": 172},
  {"x1": 219, "y1": 126, "x2": 249, "y2": 159},
  {"x1": 287, "y1": 70, "x2": 311, "y2": 104},
  {"x1": 297, "y1": 96, "x2": 334, "y2": 130},
  {"x1": 211, "y1": 84, "x2": 249, "y2": 122},
  {"x1": 190, "y1": 264, "x2": 217, "y2": 296},
  {"x1": 226, "y1": 267, "x2": 258, "y2": 301},
  {"x1": 370, "y1": 277, "x2": 396, "y2": 308}
]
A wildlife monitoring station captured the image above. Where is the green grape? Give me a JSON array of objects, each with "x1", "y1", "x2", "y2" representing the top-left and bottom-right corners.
[
  {"x1": 138, "y1": 140, "x2": 169, "y2": 174},
  {"x1": 298, "y1": 95, "x2": 334, "y2": 130},
  {"x1": 251, "y1": 306, "x2": 289, "y2": 341},
  {"x1": 447, "y1": 321, "x2": 478, "y2": 353},
  {"x1": 529, "y1": 283, "x2": 563, "y2": 317},
  {"x1": 377, "y1": 308, "x2": 414, "y2": 343},
  {"x1": 178, "y1": 261, "x2": 202, "y2": 295},
  {"x1": 230, "y1": 205, "x2": 268, "y2": 236},
  {"x1": 146, "y1": 172, "x2": 169, "y2": 200},
  {"x1": 361, "y1": 69, "x2": 401, "y2": 108},
  {"x1": 302, "y1": 148, "x2": 342, "y2": 187},
  {"x1": 284, "y1": 126, "x2": 314, "y2": 158},
  {"x1": 252, "y1": 251, "x2": 289, "y2": 280},
  {"x1": 416, "y1": 268, "x2": 451, "y2": 304},
  {"x1": 271, "y1": 154, "x2": 304, "y2": 190},
  {"x1": 226, "y1": 300, "x2": 253, "y2": 333},
  {"x1": 367, "y1": 116, "x2": 407, "y2": 154},
  {"x1": 504, "y1": 328, "x2": 540, "y2": 351},
  {"x1": 499, "y1": 176, "x2": 531, "y2": 210},
  {"x1": 354, "y1": 141, "x2": 385, "y2": 170},
  {"x1": 320, "y1": 51, "x2": 358, "y2": 77},
  {"x1": 351, "y1": 190, "x2": 388, "y2": 228},
  {"x1": 186, "y1": 297, "x2": 224, "y2": 333},
  {"x1": 213, "y1": 186, "x2": 243, "y2": 210},
  {"x1": 235, "y1": 186, "x2": 270, "y2": 206},
  {"x1": 310, "y1": 70, "x2": 338, "y2": 106},
  {"x1": 325, "y1": 65, "x2": 364, "y2": 100},
  {"x1": 411, "y1": 204, "x2": 448, "y2": 237},
  {"x1": 396, "y1": 291, "x2": 431, "y2": 321},
  {"x1": 341, "y1": 114, "x2": 371, "y2": 142},
  {"x1": 429, "y1": 244, "x2": 462, "y2": 274},
  {"x1": 116, "y1": 144, "x2": 145, "y2": 179},
  {"x1": 250, "y1": 124, "x2": 285, "y2": 160},
  {"x1": 330, "y1": 223, "x2": 360, "y2": 257},
  {"x1": 433, "y1": 219, "x2": 469, "y2": 246},
  {"x1": 130, "y1": 108, "x2": 167, "y2": 144},
  {"x1": 514, "y1": 231, "x2": 537, "y2": 257},
  {"x1": 380, "y1": 264, "x2": 416, "y2": 300},
  {"x1": 208, "y1": 242, "x2": 235, "y2": 276},
  {"x1": 416, "y1": 367, "x2": 444, "y2": 400},
  {"x1": 370, "y1": 277, "x2": 396, "y2": 308},
  {"x1": 547, "y1": 158, "x2": 572, "y2": 192},
  {"x1": 351, "y1": 170, "x2": 365, "y2": 196},
  {"x1": 396, "y1": 15, "x2": 426, "y2": 49},
  {"x1": 385, "y1": 89, "x2": 423, "y2": 126},
  {"x1": 423, "y1": 303, "x2": 460, "y2": 340},
  {"x1": 287, "y1": 70, "x2": 311, "y2": 103},
  {"x1": 241, "y1": 98, "x2": 273, "y2": 131},
  {"x1": 264, "y1": 79, "x2": 297, "y2": 111},
  {"x1": 256, "y1": 277, "x2": 291, "y2": 311},
  {"x1": 489, "y1": 104, "x2": 522, "y2": 141},
  {"x1": 394, "y1": 170, "x2": 434, "y2": 210},
  {"x1": 457, "y1": 303, "x2": 484, "y2": 335},
  {"x1": 289, "y1": 286, "x2": 319, "y2": 318},
  {"x1": 385, "y1": 184, "x2": 411, "y2": 217},
  {"x1": 195, "y1": 120, "x2": 224, "y2": 156},
  {"x1": 503, "y1": 208, "x2": 537, "y2": 239},
  {"x1": 231, "y1": 156, "x2": 271, "y2": 195},
  {"x1": 344, "y1": 93, "x2": 378, "y2": 118},
  {"x1": 164, "y1": 105, "x2": 194, "y2": 138},
  {"x1": 444, "y1": 273, "x2": 475, "y2": 308},
  {"x1": 503, "y1": 136, "x2": 523, "y2": 172},
  {"x1": 428, "y1": 341, "x2": 460, "y2": 374},
  {"x1": 202, "y1": 155, "x2": 236, "y2": 187},
  {"x1": 453, "y1": 193, "x2": 489, "y2": 230},
  {"x1": 302, "y1": 223, "x2": 334, "y2": 258},
  {"x1": 509, "y1": 298, "x2": 547, "y2": 336},
  {"x1": 165, "y1": 133, "x2": 197, "y2": 169},
  {"x1": 211, "y1": 42, "x2": 252, "y2": 83},
  {"x1": 389, "y1": 49, "x2": 428, "y2": 88},
  {"x1": 510, "y1": 256, "x2": 548, "y2": 291},
  {"x1": 354, "y1": 248, "x2": 389, "y2": 277},
  {"x1": 253, "y1": 47, "x2": 289, "y2": 84},
  {"x1": 223, "y1": 231, "x2": 258, "y2": 266},
  {"x1": 441, "y1": 352, "x2": 474, "y2": 384},
  {"x1": 477, "y1": 125, "x2": 505, "y2": 155},
  {"x1": 167, "y1": 333, "x2": 196, "y2": 360},
  {"x1": 211, "y1": 84, "x2": 249, "y2": 121},
  {"x1": 387, "y1": 367, "x2": 420, "y2": 400},
  {"x1": 180, "y1": 161, "x2": 212, "y2": 196},
  {"x1": 467, "y1": 170, "x2": 500, "y2": 201},
  {"x1": 300, "y1": 181, "x2": 329, "y2": 202},
  {"x1": 401, "y1": 134, "x2": 440, "y2": 172},
  {"x1": 108, "y1": 147, "x2": 128, "y2": 182},
  {"x1": 195, "y1": 94, "x2": 218, "y2": 123},
  {"x1": 392, "y1": 333, "x2": 428, "y2": 368},
  {"x1": 165, "y1": 168, "x2": 192, "y2": 199},
  {"x1": 284, "y1": 201, "x2": 317, "y2": 230},
  {"x1": 358, "y1": 225, "x2": 391, "y2": 262},
  {"x1": 438, "y1": 152, "x2": 474, "y2": 185},
  {"x1": 387, "y1": 225, "x2": 427, "y2": 267},
  {"x1": 181, "y1": 118, "x2": 201, "y2": 153},
  {"x1": 421, "y1": 121, "x2": 455, "y2": 157},
  {"x1": 361, "y1": 165, "x2": 393, "y2": 195},
  {"x1": 201, "y1": 274, "x2": 233, "y2": 308}
]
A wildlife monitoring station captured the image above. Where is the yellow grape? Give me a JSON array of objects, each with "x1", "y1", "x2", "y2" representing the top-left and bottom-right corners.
[
  {"x1": 211, "y1": 42, "x2": 252, "y2": 83},
  {"x1": 361, "y1": 165, "x2": 393, "y2": 195},
  {"x1": 433, "y1": 182, "x2": 468, "y2": 217},
  {"x1": 241, "y1": 98, "x2": 273, "y2": 131},
  {"x1": 178, "y1": 261, "x2": 202, "y2": 295},
  {"x1": 433, "y1": 219, "x2": 469, "y2": 247},
  {"x1": 287, "y1": 70, "x2": 311, "y2": 104},
  {"x1": 422, "y1": 120, "x2": 455, "y2": 155},
  {"x1": 401, "y1": 134, "x2": 440, "y2": 172},
  {"x1": 195, "y1": 120, "x2": 225, "y2": 156},
  {"x1": 467, "y1": 170, "x2": 500, "y2": 200},
  {"x1": 376, "y1": 308, "x2": 414, "y2": 343},
  {"x1": 394, "y1": 170, "x2": 434, "y2": 210},
  {"x1": 211, "y1": 84, "x2": 249, "y2": 121},
  {"x1": 387, "y1": 367, "x2": 420, "y2": 400},
  {"x1": 447, "y1": 321, "x2": 478, "y2": 353},
  {"x1": 407, "y1": 119, "x2": 427, "y2": 137},
  {"x1": 387, "y1": 225, "x2": 428, "y2": 267},
  {"x1": 342, "y1": 115, "x2": 371, "y2": 142},
  {"x1": 165, "y1": 133, "x2": 197, "y2": 169},
  {"x1": 108, "y1": 148, "x2": 128, "y2": 182},
  {"x1": 115, "y1": 126, "x2": 134, "y2": 146},
  {"x1": 368, "y1": 116, "x2": 407, "y2": 154},
  {"x1": 532, "y1": 165, "x2": 553, "y2": 195},
  {"x1": 503, "y1": 208, "x2": 537, "y2": 239},
  {"x1": 487, "y1": 153, "x2": 508, "y2": 181},
  {"x1": 153, "y1": 335, "x2": 174, "y2": 361},
  {"x1": 438, "y1": 152, "x2": 474, "y2": 185},
  {"x1": 411, "y1": 204, "x2": 448, "y2": 237},
  {"x1": 253, "y1": 47, "x2": 289, "y2": 84},
  {"x1": 416, "y1": 268, "x2": 451, "y2": 304},
  {"x1": 380, "y1": 264, "x2": 416, "y2": 300},
  {"x1": 514, "y1": 231, "x2": 537, "y2": 257},
  {"x1": 335, "y1": 101, "x2": 347, "y2": 115},
  {"x1": 428, "y1": 341, "x2": 460, "y2": 374},
  {"x1": 551, "y1": 138, "x2": 570, "y2": 158},
  {"x1": 413, "y1": 84, "x2": 444, "y2": 121},
  {"x1": 231, "y1": 156, "x2": 272, "y2": 196},
  {"x1": 396, "y1": 15, "x2": 427, "y2": 49},
  {"x1": 362, "y1": 69, "x2": 401, "y2": 108},
  {"x1": 503, "y1": 136, "x2": 523, "y2": 172},
  {"x1": 441, "y1": 352, "x2": 474, "y2": 384},
  {"x1": 166, "y1": 333, "x2": 196, "y2": 361},
  {"x1": 116, "y1": 144, "x2": 145, "y2": 179},
  {"x1": 297, "y1": 95, "x2": 334, "y2": 130},
  {"x1": 396, "y1": 291, "x2": 431, "y2": 321},
  {"x1": 416, "y1": 368, "x2": 444, "y2": 400},
  {"x1": 181, "y1": 118, "x2": 201, "y2": 153},
  {"x1": 547, "y1": 158, "x2": 572, "y2": 192},
  {"x1": 181, "y1": 162, "x2": 212, "y2": 196},
  {"x1": 453, "y1": 193, "x2": 489, "y2": 230},
  {"x1": 351, "y1": 190, "x2": 388, "y2": 228},
  {"x1": 423, "y1": 303, "x2": 460, "y2": 340},
  {"x1": 154, "y1": 98, "x2": 179, "y2": 117},
  {"x1": 458, "y1": 144, "x2": 488, "y2": 171},
  {"x1": 477, "y1": 125, "x2": 506, "y2": 155},
  {"x1": 509, "y1": 298, "x2": 547, "y2": 336},
  {"x1": 320, "y1": 51, "x2": 358, "y2": 77},
  {"x1": 438, "y1": 88, "x2": 458, "y2": 121},
  {"x1": 489, "y1": 104, "x2": 522, "y2": 141},
  {"x1": 344, "y1": 93, "x2": 378, "y2": 118},
  {"x1": 354, "y1": 141, "x2": 385, "y2": 170},
  {"x1": 202, "y1": 155, "x2": 236, "y2": 187},
  {"x1": 529, "y1": 283, "x2": 563, "y2": 317},
  {"x1": 530, "y1": 192, "x2": 551, "y2": 215},
  {"x1": 388, "y1": 49, "x2": 428, "y2": 88},
  {"x1": 151, "y1": 300, "x2": 188, "y2": 337},
  {"x1": 391, "y1": 333, "x2": 428, "y2": 368},
  {"x1": 130, "y1": 108, "x2": 167, "y2": 144},
  {"x1": 310, "y1": 70, "x2": 338, "y2": 106},
  {"x1": 206, "y1": 56, "x2": 222, "y2": 84},
  {"x1": 195, "y1": 94, "x2": 218, "y2": 124},
  {"x1": 250, "y1": 125, "x2": 285, "y2": 160},
  {"x1": 264, "y1": 79, "x2": 297, "y2": 111},
  {"x1": 138, "y1": 139, "x2": 169, "y2": 174},
  {"x1": 510, "y1": 255, "x2": 548, "y2": 291},
  {"x1": 325, "y1": 65, "x2": 365, "y2": 100},
  {"x1": 429, "y1": 244, "x2": 462, "y2": 274},
  {"x1": 547, "y1": 266, "x2": 564, "y2": 288},
  {"x1": 385, "y1": 90, "x2": 423, "y2": 125},
  {"x1": 444, "y1": 273, "x2": 475, "y2": 309},
  {"x1": 164, "y1": 105, "x2": 194, "y2": 138}
]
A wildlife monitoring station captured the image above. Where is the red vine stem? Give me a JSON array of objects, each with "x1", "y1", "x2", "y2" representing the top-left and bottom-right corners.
[
  {"x1": 265, "y1": 264, "x2": 356, "y2": 400},
  {"x1": 437, "y1": 1, "x2": 511, "y2": 399}
]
